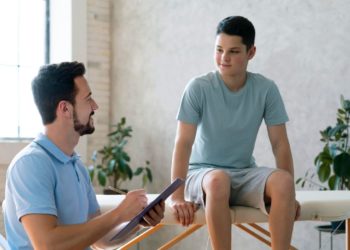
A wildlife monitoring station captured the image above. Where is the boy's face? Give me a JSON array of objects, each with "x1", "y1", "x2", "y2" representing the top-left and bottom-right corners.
[{"x1": 214, "y1": 33, "x2": 255, "y2": 77}]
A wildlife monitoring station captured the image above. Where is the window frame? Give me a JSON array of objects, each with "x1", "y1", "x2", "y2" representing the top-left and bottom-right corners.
[{"x1": 0, "y1": 0, "x2": 50, "y2": 140}]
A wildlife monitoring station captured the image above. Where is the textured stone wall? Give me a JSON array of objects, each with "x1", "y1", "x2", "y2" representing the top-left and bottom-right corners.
[{"x1": 85, "y1": 0, "x2": 111, "y2": 172}]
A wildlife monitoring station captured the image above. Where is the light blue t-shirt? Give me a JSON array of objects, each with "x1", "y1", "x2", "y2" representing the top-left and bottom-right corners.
[
  {"x1": 3, "y1": 133, "x2": 100, "y2": 250},
  {"x1": 177, "y1": 71, "x2": 289, "y2": 169}
]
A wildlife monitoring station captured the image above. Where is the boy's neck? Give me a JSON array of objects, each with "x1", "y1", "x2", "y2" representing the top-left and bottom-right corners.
[{"x1": 221, "y1": 72, "x2": 247, "y2": 92}]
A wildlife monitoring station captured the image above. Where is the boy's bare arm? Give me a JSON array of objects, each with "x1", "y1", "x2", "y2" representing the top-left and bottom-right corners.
[
  {"x1": 267, "y1": 124, "x2": 294, "y2": 177},
  {"x1": 170, "y1": 121, "x2": 198, "y2": 226},
  {"x1": 171, "y1": 121, "x2": 197, "y2": 199},
  {"x1": 267, "y1": 124, "x2": 300, "y2": 219}
]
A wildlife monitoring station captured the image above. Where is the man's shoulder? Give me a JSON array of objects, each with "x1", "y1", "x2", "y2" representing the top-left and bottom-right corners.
[{"x1": 9, "y1": 141, "x2": 53, "y2": 172}]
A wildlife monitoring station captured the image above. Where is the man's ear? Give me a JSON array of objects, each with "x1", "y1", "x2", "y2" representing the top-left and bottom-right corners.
[
  {"x1": 57, "y1": 101, "x2": 72, "y2": 118},
  {"x1": 247, "y1": 46, "x2": 256, "y2": 60}
]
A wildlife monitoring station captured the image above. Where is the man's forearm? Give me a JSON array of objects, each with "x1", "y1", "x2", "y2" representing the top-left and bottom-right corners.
[
  {"x1": 93, "y1": 224, "x2": 142, "y2": 249},
  {"x1": 23, "y1": 206, "x2": 126, "y2": 249}
]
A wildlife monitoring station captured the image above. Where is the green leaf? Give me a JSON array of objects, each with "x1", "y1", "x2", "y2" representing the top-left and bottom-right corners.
[
  {"x1": 121, "y1": 117, "x2": 126, "y2": 125},
  {"x1": 91, "y1": 150, "x2": 98, "y2": 162},
  {"x1": 108, "y1": 159, "x2": 116, "y2": 173},
  {"x1": 146, "y1": 167, "x2": 153, "y2": 182},
  {"x1": 142, "y1": 174, "x2": 148, "y2": 187},
  {"x1": 329, "y1": 124, "x2": 348, "y2": 137},
  {"x1": 320, "y1": 129, "x2": 330, "y2": 141},
  {"x1": 125, "y1": 164, "x2": 133, "y2": 179},
  {"x1": 338, "y1": 109, "x2": 346, "y2": 115},
  {"x1": 344, "y1": 100, "x2": 350, "y2": 111},
  {"x1": 98, "y1": 170, "x2": 107, "y2": 186},
  {"x1": 121, "y1": 152, "x2": 130, "y2": 162},
  {"x1": 333, "y1": 153, "x2": 350, "y2": 178},
  {"x1": 334, "y1": 176, "x2": 342, "y2": 190},
  {"x1": 118, "y1": 139, "x2": 127, "y2": 148},
  {"x1": 295, "y1": 178, "x2": 302, "y2": 184},
  {"x1": 317, "y1": 162, "x2": 331, "y2": 182},
  {"x1": 340, "y1": 94, "x2": 345, "y2": 106},
  {"x1": 315, "y1": 146, "x2": 333, "y2": 166},
  {"x1": 88, "y1": 166, "x2": 94, "y2": 181},
  {"x1": 328, "y1": 175, "x2": 336, "y2": 190},
  {"x1": 118, "y1": 159, "x2": 127, "y2": 173},
  {"x1": 314, "y1": 155, "x2": 320, "y2": 166},
  {"x1": 134, "y1": 167, "x2": 143, "y2": 176}
]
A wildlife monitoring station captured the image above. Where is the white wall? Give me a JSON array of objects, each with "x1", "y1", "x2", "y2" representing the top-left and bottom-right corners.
[{"x1": 110, "y1": 1, "x2": 350, "y2": 249}]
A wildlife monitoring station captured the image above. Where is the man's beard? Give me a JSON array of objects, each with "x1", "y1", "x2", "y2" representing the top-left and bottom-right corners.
[{"x1": 73, "y1": 110, "x2": 95, "y2": 136}]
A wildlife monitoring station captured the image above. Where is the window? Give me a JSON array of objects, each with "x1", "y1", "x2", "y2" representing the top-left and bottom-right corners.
[{"x1": 0, "y1": 0, "x2": 48, "y2": 139}]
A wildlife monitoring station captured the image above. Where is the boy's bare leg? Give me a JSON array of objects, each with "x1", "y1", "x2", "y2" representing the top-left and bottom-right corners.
[
  {"x1": 202, "y1": 170, "x2": 232, "y2": 250},
  {"x1": 265, "y1": 170, "x2": 296, "y2": 250}
]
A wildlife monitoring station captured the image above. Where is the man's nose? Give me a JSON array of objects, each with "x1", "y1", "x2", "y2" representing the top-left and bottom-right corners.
[{"x1": 91, "y1": 99, "x2": 99, "y2": 110}]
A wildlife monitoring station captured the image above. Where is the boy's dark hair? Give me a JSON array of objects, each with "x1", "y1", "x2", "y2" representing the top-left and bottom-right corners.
[
  {"x1": 32, "y1": 61, "x2": 85, "y2": 125},
  {"x1": 216, "y1": 16, "x2": 255, "y2": 50}
]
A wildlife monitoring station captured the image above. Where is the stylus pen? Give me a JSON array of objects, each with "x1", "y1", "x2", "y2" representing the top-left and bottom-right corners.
[{"x1": 108, "y1": 186, "x2": 153, "y2": 226}]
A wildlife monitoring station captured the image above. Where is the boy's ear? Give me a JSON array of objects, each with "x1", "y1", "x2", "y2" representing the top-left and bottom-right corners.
[{"x1": 247, "y1": 46, "x2": 256, "y2": 60}]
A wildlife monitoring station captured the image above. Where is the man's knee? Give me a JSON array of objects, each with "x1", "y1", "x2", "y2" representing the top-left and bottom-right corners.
[{"x1": 202, "y1": 170, "x2": 231, "y2": 200}]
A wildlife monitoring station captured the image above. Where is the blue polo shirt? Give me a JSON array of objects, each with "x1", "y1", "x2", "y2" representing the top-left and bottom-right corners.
[{"x1": 3, "y1": 133, "x2": 100, "y2": 249}]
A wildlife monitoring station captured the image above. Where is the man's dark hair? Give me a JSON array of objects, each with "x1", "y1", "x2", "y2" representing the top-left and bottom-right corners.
[
  {"x1": 216, "y1": 16, "x2": 255, "y2": 50},
  {"x1": 32, "y1": 61, "x2": 86, "y2": 125}
]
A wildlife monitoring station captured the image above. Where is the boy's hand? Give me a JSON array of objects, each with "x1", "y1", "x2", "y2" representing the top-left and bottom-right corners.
[
  {"x1": 140, "y1": 201, "x2": 165, "y2": 227},
  {"x1": 169, "y1": 198, "x2": 198, "y2": 226}
]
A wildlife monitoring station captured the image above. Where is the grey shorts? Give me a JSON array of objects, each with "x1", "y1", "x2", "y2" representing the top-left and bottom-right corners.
[{"x1": 185, "y1": 166, "x2": 277, "y2": 215}]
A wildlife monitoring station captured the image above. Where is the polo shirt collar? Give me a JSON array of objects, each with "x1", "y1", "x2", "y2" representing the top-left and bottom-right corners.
[{"x1": 33, "y1": 133, "x2": 80, "y2": 164}]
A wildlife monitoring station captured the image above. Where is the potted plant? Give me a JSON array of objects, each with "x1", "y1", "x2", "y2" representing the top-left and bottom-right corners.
[
  {"x1": 296, "y1": 95, "x2": 350, "y2": 230},
  {"x1": 88, "y1": 117, "x2": 153, "y2": 194}
]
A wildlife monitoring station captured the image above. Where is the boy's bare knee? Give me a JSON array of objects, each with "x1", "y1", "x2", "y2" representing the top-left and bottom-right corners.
[
  {"x1": 267, "y1": 170, "x2": 295, "y2": 200},
  {"x1": 202, "y1": 170, "x2": 230, "y2": 199}
]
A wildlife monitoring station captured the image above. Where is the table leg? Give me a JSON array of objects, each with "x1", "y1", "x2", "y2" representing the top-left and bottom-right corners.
[
  {"x1": 158, "y1": 224, "x2": 203, "y2": 250},
  {"x1": 117, "y1": 224, "x2": 164, "y2": 250},
  {"x1": 346, "y1": 219, "x2": 350, "y2": 250}
]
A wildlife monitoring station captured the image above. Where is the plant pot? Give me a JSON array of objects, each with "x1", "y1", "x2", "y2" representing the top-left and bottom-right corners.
[
  {"x1": 331, "y1": 220, "x2": 345, "y2": 232},
  {"x1": 103, "y1": 188, "x2": 128, "y2": 195}
]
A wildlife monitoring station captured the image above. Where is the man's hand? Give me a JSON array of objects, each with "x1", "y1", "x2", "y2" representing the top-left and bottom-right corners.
[
  {"x1": 140, "y1": 201, "x2": 165, "y2": 227},
  {"x1": 295, "y1": 200, "x2": 301, "y2": 221},
  {"x1": 118, "y1": 189, "x2": 148, "y2": 222},
  {"x1": 169, "y1": 198, "x2": 198, "y2": 226}
]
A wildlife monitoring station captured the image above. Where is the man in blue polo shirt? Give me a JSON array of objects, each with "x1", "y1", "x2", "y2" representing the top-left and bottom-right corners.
[{"x1": 3, "y1": 62, "x2": 164, "y2": 249}]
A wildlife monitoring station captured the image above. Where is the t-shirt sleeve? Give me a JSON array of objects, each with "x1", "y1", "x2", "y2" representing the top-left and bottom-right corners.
[
  {"x1": 264, "y1": 82, "x2": 289, "y2": 126},
  {"x1": 8, "y1": 155, "x2": 57, "y2": 221},
  {"x1": 176, "y1": 79, "x2": 202, "y2": 124}
]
